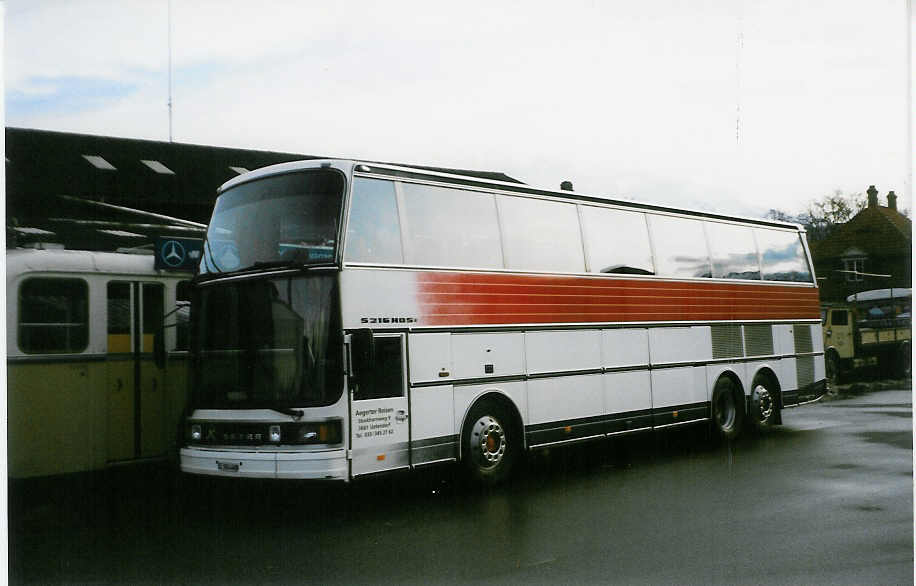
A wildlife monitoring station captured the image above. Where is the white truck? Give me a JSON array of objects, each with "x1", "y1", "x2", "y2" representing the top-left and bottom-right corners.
[{"x1": 822, "y1": 288, "x2": 911, "y2": 382}]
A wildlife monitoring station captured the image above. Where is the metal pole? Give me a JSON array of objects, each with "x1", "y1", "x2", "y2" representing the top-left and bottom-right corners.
[{"x1": 168, "y1": 0, "x2": 173, "y2": 142}]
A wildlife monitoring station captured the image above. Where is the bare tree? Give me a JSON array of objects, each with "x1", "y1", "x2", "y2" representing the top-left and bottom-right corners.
[{"x1": 764, "y1": 189, "x2": 865, "y2": 242}]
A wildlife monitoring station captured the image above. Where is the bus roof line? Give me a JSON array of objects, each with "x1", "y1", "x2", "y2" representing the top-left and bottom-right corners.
[
  {"x1": 219, "y1": 158, "x2": 802, "y2": 231},
  {"x1": 358, "y1": 162, "x2": 803, "y2": 231}
]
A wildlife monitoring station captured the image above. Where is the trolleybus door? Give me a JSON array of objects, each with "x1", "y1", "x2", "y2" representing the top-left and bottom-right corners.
[
  {"x1": 106, "y1": 281, "x2": 166, "y2": 461},
  {"x1": 348, "y1": 332, "x2": 410, "y2": 476}
]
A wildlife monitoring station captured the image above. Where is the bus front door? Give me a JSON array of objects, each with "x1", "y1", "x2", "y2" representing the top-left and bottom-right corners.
[{"x1": 349, "y1": 332, "x2": 410, "y2": 477}]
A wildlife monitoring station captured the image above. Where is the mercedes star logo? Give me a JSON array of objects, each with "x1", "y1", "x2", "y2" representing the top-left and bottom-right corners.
[{"x1": 161, "y1": 240, "x2": 186, "y2": 267}]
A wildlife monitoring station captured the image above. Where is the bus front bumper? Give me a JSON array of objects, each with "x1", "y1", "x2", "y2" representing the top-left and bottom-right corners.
[{"x1": 180, "y1": 447, "x2": 348, "y2": 480}]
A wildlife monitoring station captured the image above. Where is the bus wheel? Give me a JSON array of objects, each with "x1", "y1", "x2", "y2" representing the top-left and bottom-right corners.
[
  {"x1": 750, "y1": 374, "x2": 779, "y2": 431},
  {"x1": 897, "y1": 342, "x2": 911, "y2": 379},
  {"x1": 462, "y1": 400, "x2": 518, "y2": 486},
  {"x1": 711, "y1": 377, "x2": 743, "y2": 440},
  {"x1": 825, "y1": 350, "x2": 842, "y2": 387}
]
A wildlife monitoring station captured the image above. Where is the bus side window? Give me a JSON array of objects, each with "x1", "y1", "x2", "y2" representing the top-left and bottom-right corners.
[
  {"x1": 755, "y1": 228, "x2": 812, "y2": 282},
  {"x1": 345, "y1": 178, "x2": 403, "y2": 264},
  {"x1": 351, "y1": 335, "x2": 404, "y2": 400},
  {"x1": 831, "y1": 310, "x2": 848, "y2": 326},
  {"x1": 499, "y1": 195, "x2": 584, "y2": 272},
  {"x1": 649, "y1": 215, "x2": 711, "y2": 278}
]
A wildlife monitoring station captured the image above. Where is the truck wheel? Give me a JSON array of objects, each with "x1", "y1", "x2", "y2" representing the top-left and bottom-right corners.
[
  {"x1": 711, "y1": 377, "x2": 743, "y2": 440},
  {"x1": 462, "y1": 400, "x2": 520, "y2": 486},
  {"x1": 898, "y1": 341, "x2": 912, "y2": 379},
  {"x1": 825, "y1": 350, "x2": 842, "y2": 387}
]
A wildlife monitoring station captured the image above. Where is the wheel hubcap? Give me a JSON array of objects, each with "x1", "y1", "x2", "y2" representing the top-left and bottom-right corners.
[
  {"x1": 472, "y1": 415, "x2": 506, "y2": 467},
  {"x1": 753, "y1": 384, "x2": 774, "y2": 421}
]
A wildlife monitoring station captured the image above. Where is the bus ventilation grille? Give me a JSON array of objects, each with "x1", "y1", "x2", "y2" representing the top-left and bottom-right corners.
[
  {"x1": 796, "y1": 356, "x2": 815, "y2": 388},
  {"x1": 744, "y1": 324, "x2": 774, "y2": 356},
  {"x1": 711, "y1": 325, "x2": 744, "y2": 359},
  {"x1": 793, "y1": 325, "x2": 813, "y2": 354}
]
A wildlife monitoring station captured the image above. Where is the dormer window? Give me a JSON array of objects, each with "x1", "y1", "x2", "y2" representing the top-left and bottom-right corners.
[
  {"x1": 841, "y1": 247, "x2": 867, "y2": 282},
  {"x1": 843, "y1": 258, "x2": 865, "y2": 281}
]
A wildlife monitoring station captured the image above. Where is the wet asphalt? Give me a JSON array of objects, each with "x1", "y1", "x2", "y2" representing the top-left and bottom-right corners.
[{"x1": 9, "y1": 388, "x2": 913, "y2": 585}]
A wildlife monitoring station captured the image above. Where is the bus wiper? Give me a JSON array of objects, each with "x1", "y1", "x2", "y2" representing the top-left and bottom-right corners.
[{"x1": 269, "y1": 406, "x2": 304, "y2": 419}]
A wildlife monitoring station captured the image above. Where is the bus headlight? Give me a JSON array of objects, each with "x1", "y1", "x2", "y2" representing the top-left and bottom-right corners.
[
  {"x1": 269, "y1": 425, "x2": 282, "y2": 443},
  {"x1": 190, "y1": 424, "x2": 202, "y2": 441},
  {"x1": 293, "y1": 420, "x2": 342, "y2": 444}
]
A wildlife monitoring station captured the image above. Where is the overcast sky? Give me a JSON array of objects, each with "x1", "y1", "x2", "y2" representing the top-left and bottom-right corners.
[{"x1": 5, "y1": 0, "x2": 911, "y2": 218}]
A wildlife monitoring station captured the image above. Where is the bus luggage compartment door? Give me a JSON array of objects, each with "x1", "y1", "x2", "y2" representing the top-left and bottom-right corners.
[{"x1": 349, "y1": 332, "x2": 410, "y2": 476}]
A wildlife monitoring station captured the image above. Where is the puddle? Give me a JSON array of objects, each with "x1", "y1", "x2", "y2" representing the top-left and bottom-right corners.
[{"x1": 855, "y1": 431, "x2": 913, "y2": 450}]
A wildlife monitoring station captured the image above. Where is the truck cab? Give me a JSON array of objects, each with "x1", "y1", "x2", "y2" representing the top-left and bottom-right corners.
[{"x1": 822, "y1": 289, "x2": 911, "y2": 382}]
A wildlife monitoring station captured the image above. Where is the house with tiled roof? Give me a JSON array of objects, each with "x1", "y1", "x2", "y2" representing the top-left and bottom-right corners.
[{"x1": 811, "y1": 185, "x2": 911, "y2": 302}]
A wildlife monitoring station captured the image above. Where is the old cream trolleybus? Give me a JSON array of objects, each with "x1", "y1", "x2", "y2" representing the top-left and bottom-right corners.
[
  {"x1": 180, "y1": 160, "x2": 827, "y2": 485},
  {"x1": 7, "y1": 248, "x2": 192, "y2": 479}
]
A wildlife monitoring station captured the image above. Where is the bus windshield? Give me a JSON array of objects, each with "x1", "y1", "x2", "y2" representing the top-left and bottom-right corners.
[
  {"x1": 192, "y1": 274, "x2": 343, "y2": 409},
  {"x1": 200, "y1": 169, "x2": 344, "y2": 274}
]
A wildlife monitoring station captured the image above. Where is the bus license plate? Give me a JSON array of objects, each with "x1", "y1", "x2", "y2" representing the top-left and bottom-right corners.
[{"x1": 216, "y1": 461, "x2": 240, "y2": 472}]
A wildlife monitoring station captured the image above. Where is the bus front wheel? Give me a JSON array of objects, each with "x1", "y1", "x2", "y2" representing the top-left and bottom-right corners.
[
  {"x1": 462, "y1": 400, "x2": 519, "y2": 486},
  {"x1": 711, "y1": 377, "x2": 743, "y2": 440}
]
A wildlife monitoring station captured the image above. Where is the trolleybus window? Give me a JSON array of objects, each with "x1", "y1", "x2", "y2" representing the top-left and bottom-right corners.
[
  {"x1": 755, "y1": 229, "x2": 812, "y2": 282},
  {"x1": 345, "y1": 178, "x2": 403, "y2": 264},
  {"x1": 107, "y1": 282, "x2": 131, "y2": 353},
  {"x1": 498, "y1": 196, "x2": 584, "y2": 272},
  {"x1": 580, "y1": 206, "x2": 654, "y2": 275},
  {"x1": 18, "y1": 278, "x2": 88, "y2": 354},
  {"x1": 400, "y1": 182, "x2": 502, "y2": 268},
  {"x1": 705, "y1": 221, "x2": 761, "y2": 280},
  {"x1": 649, "y1": 215, "x2": 712, "y2": 278},
  {"x1": 200, "y1": 170, "x2": 344, "y2": 274}
]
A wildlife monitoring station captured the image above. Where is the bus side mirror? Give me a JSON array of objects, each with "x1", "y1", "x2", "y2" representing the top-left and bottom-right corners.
[
  {"x1": 154, "y1": 325, "x2": 167, "y2": 369},
  {"x1": 349, "y1": 329, "x2": 375, "y2": 396}
]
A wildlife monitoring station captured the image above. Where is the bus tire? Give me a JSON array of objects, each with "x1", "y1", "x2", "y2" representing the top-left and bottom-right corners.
[
  {"x1": 749, "y1": 373, "x2": 779, "y2": 431},
  {"x1": 825, "y1": 350, "x2": 842, "y2": 387},
  {"x1": 711, "y1": 377, "x2": 743, "y2": 440},
  {"x1": 462, "y1": 399, "x2": 519, "y2": 486},
  {"x1": 897, "y1": 341, "x2": 911, "y2": 379}
]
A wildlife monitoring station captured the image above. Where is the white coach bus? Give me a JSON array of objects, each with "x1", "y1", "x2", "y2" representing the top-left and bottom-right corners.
[{"x1": 180, "y1": 160, "x2": 826, "y2": 485}]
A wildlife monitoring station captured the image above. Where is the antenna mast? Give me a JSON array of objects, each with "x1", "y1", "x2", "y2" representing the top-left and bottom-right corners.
[{"x1": 167, "y1": 0, "x2": 173, "y2": 142}]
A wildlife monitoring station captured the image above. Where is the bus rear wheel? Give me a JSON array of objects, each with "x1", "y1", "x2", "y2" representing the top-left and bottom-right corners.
[
  {"x1": 462, "y1": 400, "x2": 519, "y2": 486},
  {"x1": 711, "y1": 377, "x2": 743, "y2": 440},
  {"x1": 749, "y1": 374, "x2": 779, "y2": 431}
]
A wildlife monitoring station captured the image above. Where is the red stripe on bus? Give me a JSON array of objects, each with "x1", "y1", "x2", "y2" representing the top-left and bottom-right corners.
[{"x1": 417, "y1": 272, "x2": 821, "y2": 326}]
